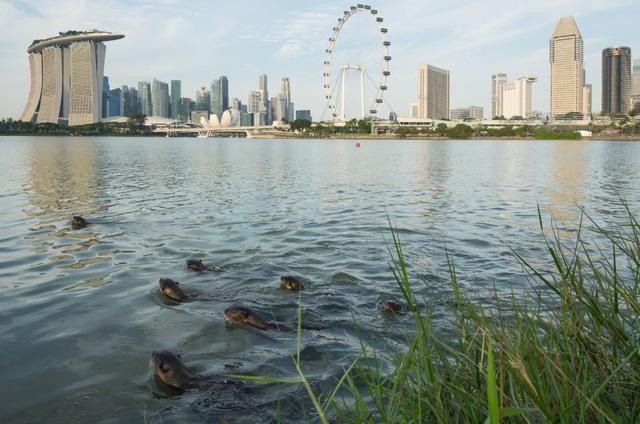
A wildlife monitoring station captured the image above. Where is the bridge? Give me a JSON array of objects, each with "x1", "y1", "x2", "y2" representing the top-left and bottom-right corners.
[{"x1": 151, "y1": 125, "x2": 279, "y2": 138}]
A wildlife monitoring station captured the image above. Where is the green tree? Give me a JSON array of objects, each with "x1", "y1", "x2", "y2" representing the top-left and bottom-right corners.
[{"x1": 290, "y1": 119, "x2": 312, "y2": 132}]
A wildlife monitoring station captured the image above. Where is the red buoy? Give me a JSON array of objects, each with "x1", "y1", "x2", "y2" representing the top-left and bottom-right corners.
[{"x1": 356, "y1": 142, "x2": 361, "y2": 148}]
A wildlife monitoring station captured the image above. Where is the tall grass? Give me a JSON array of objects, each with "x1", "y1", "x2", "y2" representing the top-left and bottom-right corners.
[{"x1": 235, "y1": 201, "x2": 640, "y2": 422}]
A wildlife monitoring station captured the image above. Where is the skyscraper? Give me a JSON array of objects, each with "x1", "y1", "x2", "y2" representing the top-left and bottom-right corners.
[
  {"x1": 417, "y1": 64, "x2": 450, "y2": 120},
  {"x1": 549, "y1": 16, "x2": 584, "y2": 119},
  {"x1": 491, "y1": 73, "x2": 507, "y2": 118},
  {"x1": 583, "y1": 84, "x2": 592, "y2": 117},
  {"x1": 108, "y1": 87, "x2": 121, "y2": 117},
  {"x1": 602, "y1": 47, "x2": 632, "y2": 114},
  {"x1": 196, "y1": 87, "x2": 210, "y2": 112},
  {"x1": 220, "y1": 76, "x2": 229, "y2": 112},
  {"x1": 258, "y1": 74, "x2": 268, "y2": 103},
  {"x1": 502, "y1": 76, "x2": 537, "y2": 119},
  {"x1": 632, "y1": 59, "x2": 640, "y2": 113},
  {"x1": 210, "y1": 79, "x2": 221, "y2": 118},
  {"x1": 281, "y1": 77, "x2": 293, "y2": 121},
  {"x1": 151, "y1": 79, "x2": 169, "y2": 117},
  {"x1": 170, "y1": 80, "x2": 181, "y2": 120},
  {"x1": 137, "y1": 81, "x2": 152, "y2": 116},
  {"x1": 20, "y1": 30, "x2": 124, "y2": 125},
  {"x1": 102, "y1": 76, "x2": 110, "y2": 118}
]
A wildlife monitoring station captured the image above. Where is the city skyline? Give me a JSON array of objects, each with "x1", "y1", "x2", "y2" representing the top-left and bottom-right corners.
[{"x1": 1, "y1": 0, "x2": 639, "y2": 120}]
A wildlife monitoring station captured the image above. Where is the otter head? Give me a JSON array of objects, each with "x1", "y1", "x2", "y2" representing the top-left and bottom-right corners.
[
  {"x1": 159, "y1": 278, "x2": 186, "y2": 302},
  {"x1": 71, "y1": 216, "x2": 88, "y2": 229},
  {"x1": 186, "y1": 259, "x2": 207, "y2": 272},
  {"x1": 150, "y1": 350, "x2": 192, "y2": 390},
  {"x1": 223, "y1": 306, "x2": 251, "y2": 324},
  {"x1": 380, "y1": 300, "x2": 405, "y2": 314},
  {"x1": 280, "y1": 276, "x2": 303, "y2": 291}
]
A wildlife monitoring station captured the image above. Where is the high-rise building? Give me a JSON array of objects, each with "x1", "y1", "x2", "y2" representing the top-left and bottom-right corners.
[
  {"x1": 232, "y1": 98, "x2": 242, "y2": 112},
  {"x1": 632, "y1": 59, "x2": 640, "y2": 113},
  {"x1": 20, "y1": 30, "x2": 124, "y2": 125},
  {"x1": 410, "y1": 103, "x2": 418, "y2": 118},
  {"x1": 179, "y1": 97, "x2": 192, "y2": 122},
  {"x1": 102, "y1": 76, "x2": 110, "y2": 118},
  {"x1": 120, "y1": 85, "x2": 138, "y2": 116},
  {"x1": 602, "y1": 47, "x2": 632, "y2": 114},
  {"x1": 295, "y1": 110, "x2": 312, "y2": 121},
  {"x1": 108, "y1": 87, "x2": 121, "y2": 117},
  {"x1": 259, "y1": 74, "x2": 268, "y2": 103},
  {"x1": 417, "y1": 64, "x2": 450, "y2": 120},
  {"x1": 583, "y1": 84, "x2": 592, "y2": 117},
  {"x1": 220, "y1": 76, "x2": 229, "y2": 112},
  {"x1": 502, "y1": 76, "x2": 537, "y2": 119},
  {"x1": 248, "y1": 91, "x2": 262, "y2": 114},
  {"x1": 210, "y1": 79, "x2": 221, "y2": 118},
  {"x1": 549, "y1": 16, "x2": 584, "y2": 119},
  {"x1": 196, "y1": 87, "x2": 210, "y2": 112},
  {"x1": 137, "y1": 81, "x2": 152, "y2": 116},
  {"x1": 491, "y1": 73, "x2": 507, "y2": 118},
  {"x1": 170, "y1": 80, "x2": 181, "y2": 119},
  {"x1": 151, "y1": 79, "x2": 169, "y2": 117},
  {"x1": 280, "y1": 77, "x2": 293, "y2": 121}
]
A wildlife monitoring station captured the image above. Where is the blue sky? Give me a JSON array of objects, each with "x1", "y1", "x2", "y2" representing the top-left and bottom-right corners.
[{"x1": 0, "y1": 0, "x2": 638, "y2": 120}]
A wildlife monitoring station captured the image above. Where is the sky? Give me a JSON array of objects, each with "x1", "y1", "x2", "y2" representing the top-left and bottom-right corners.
[{"x1": 0, "y1": 0, "x2": 638, "y2": 120}]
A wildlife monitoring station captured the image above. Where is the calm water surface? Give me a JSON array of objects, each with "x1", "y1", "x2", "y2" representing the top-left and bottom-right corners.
[{"x1": 1, "y1": 137, "x2": 639, "y2": 422}]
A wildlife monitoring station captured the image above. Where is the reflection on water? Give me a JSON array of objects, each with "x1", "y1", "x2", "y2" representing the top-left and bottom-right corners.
[{"x1": 0, "y1": 137, "x2": 639, "y2": 423}]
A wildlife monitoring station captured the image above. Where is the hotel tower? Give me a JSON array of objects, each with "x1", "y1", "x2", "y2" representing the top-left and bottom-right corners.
[
  {"x1": 20, "y1": 30, "x2": 124, "y2": 126},
  {"x1": 549, "y1": 17, "x2": 584, "y2": 119}
]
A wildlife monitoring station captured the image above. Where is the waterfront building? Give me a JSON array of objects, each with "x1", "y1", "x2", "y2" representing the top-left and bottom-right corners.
[
  {"x1": 296, "y1": 110, "x2": 312, "y2": 121},
  {"x1": 137, "y1": 81, "x2": 152, "y2": 116},
  {"x1": 502, "y1": 76, "x2": 537, "y2": 119},
  {"x1": 259, "y1": 74, "x2": 268, "y2": 104},
  {"x1": 602, "y1": 47, "x2": 632, "y2": 114},
  {"x1": 450, "y1": 105, "x2": 484, "y2": 121},
  {"x1": 120, "y1": 86, "x2": 138, "y2": 116},
  {"x1": 417, "y1": 64, "x2": 450, "y2": 120},
  {"x1": 410, "y1": 103, "x2": 418, "y2": 118},
  {"x1": 102, "y1": 76, "x2": 110, "y2": 118},
  {"x1": 210, "y1": 79, "x2": 221, "y2": 118},
  {"x1": 632, "y1": 59, "x2": 640, "y2": 112},
  {"x1": 170, "y1": 80, "x2": 181, "y2": 119},
  {"x1": 20, "y1": 30, "x2": 124, "y2": 125},
  {"x1": 151, "y1": 79, "x2": 169, "y2": 117},
  {"x1": 220, "y1": 76, "x2": 229, "y2": 112},
  {"x1": 179, "y1": 97, "x2": 192, "y2": 122},
  {"x1": 281, "y1": 78, "x2": 293, "y2": 121},
  {"x1": 248, "y1": 91, "x2": 262, "y2": 114},
  {"x1": 549, "y1": 16, "x2": 584, "y2": 119},
  {"x1": 196, "y1": 87, "x2": 210, "y2": 112},
  {"x1": 450, "y1": 108, "x2": 469, "y2": 121},
  {"x1": 108, "y1": 88, "x2": 121, "y2": 117},
  {"x1": 583, "y1": 84, "x2": 592, "y2": 117},
  {"x1": 491, "y1": 73, "x2": 507, "y2": 118},
  {"x1": 240, "y1": 112, "x2": 253, "y2": 126}
]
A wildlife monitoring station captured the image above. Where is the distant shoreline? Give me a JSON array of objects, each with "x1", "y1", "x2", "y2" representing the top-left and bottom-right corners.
[{"x1": 2, "y1": 133, "x2": 640, "y2": 141}]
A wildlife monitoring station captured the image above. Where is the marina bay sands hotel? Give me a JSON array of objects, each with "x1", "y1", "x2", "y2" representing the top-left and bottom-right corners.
[{"x1": 20, "y1": 30, "x2": 124, "y2": 126}]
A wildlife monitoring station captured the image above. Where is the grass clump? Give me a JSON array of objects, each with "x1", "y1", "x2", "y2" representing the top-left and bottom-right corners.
[
  {"x1": 235, "y1": 202, "x2": 640, "y2": 423},
  {"x1": 321, "y1": 203, "x2": 640, "y2": 423}
]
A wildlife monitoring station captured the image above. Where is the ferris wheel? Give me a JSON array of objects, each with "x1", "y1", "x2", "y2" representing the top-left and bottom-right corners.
[{"x1": 323, "y1": 4, "x2": 391, "y2": 121}]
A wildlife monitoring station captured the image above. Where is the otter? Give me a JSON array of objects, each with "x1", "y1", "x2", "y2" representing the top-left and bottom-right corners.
[
  {"x1": 280, "y1": 275, "x2": 303, "y2": 291},
  {"x1": 223, "y1": 306, "x2": 275, "y2": 331},
  {"x1": 159, "y1": 278, "x2": 186, "y2": 302},
  {"x1": 71, "y1": 215, "x2": 88, "y2": 229},
  {"x1": 186, "y1": 259, "x2": 223, "y2": 272},
  {"x1": 379, "y1": 300, "x2": 407, "y2": 314},
  {"x1": 150, "y1": 350, "x2": 195, "y2": 391}
]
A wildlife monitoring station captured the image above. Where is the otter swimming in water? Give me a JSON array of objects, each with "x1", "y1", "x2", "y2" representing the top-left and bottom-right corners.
[
  {"x1": 280, "y1": 275, "x2": 303, "y2": 291},
  {"x1": 150, "y1": 350, "x2": 195, "y2": 391},
  {"x1": 159, "y1": 278, "x2": 186, "y2": 302},
  {"x1": 71, "y1": 216, "x2": 88, "y2": 229},
  {"x1": 379, "y1": 300, "x2": 407, "y2": 314},
  {"x1": 223, "y1": 306, "x2": 275, "y2": 331},
  {"x1": 186, "y1": 259, "x2": 223, "y2": 272}
]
